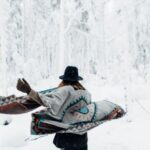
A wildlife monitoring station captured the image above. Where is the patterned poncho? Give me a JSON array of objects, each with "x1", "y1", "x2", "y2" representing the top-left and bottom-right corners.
[
  {"x1": 29, "y1": 86, "x2": 125, "y2": 135},
  {"x1": 0, "y1": 86, "x2": 125, "y2": 135}
]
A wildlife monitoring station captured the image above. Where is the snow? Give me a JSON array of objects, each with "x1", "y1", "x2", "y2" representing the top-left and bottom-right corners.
[
  {"x1": 0, "y1": 80, "x2": 150, "y2": 150},
  {"x1": 1, "y1": 0, "x2": 150, "y2": 90},
  {"x1": 1, "y1": 0, "x2": 150, "y2": 149}
]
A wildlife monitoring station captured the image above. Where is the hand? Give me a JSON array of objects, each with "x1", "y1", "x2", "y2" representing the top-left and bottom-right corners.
[
  {"x1": 16, "y1": 78, "x2": 31, "y2": 94},
  {"x1": 107, "y1": 107, "x2": 121, "y2": 120}
]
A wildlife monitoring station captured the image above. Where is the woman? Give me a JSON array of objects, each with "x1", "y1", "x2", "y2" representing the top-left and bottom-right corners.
[{"x1": 17, "y1": 66, "x2": 90, "y2": 150}]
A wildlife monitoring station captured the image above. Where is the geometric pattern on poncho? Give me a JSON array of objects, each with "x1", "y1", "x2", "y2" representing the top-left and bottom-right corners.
[{"x1": 31, "y1": 100, "x2": 125, "y2": 135}]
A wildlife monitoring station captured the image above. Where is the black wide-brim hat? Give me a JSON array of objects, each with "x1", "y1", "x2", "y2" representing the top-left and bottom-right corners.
[{"x1": 59, "y1": 66, "x2": 83, "y2": 81}]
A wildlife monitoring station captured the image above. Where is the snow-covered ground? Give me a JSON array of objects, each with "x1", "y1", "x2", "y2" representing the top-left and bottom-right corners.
[{"x1": 0, "y1": 80, "x2": 150, "y2": 150}]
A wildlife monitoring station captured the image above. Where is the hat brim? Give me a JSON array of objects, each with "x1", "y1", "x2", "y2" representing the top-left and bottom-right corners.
[{"x1": 59, "y1": 75, "x2": 83, "y2": 81}]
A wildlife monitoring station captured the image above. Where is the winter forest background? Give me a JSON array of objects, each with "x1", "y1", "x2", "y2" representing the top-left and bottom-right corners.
[
  {"x1": 0, "y1": 0, "x2": 150, "y2": 91},
  {"x1": 0, "y1": 0, "x2": 150, "y2": 150}
]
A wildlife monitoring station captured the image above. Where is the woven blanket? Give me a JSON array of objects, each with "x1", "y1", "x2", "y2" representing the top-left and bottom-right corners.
[
  {"x1": 31, "y1": 100, "x2": 125, "y2": 135},
  {"x1": 0, "y1": 88, "x2": 125, "y2": 135},
  {"x1": 0, "y1": 88, "x2": 57, "y2": 114}
]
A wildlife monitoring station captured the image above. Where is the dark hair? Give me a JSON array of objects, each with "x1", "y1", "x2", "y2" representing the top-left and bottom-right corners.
[{"x1": 58, "y1": 80, "x2": 85, "y2": 90}]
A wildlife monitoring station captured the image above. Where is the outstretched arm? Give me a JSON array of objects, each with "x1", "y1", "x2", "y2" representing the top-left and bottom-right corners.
[
  {"x1": 16, "y1": 78, "x2": 44, "y2": 105},
  {"x1": 16, "y1": 78, "x2": 69, "y2": 116},
  {"x1": 28, "y1": 86, "x2": 69, "y2": 117}
]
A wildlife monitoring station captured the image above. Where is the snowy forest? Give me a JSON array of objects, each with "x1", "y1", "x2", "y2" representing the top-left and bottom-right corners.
[
  {"x1": 0, "y1": 0, "x2": 150, "y2": 150},
  {"x1": 0, "y1": 0, "x2": 150, "y2": 91}
]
